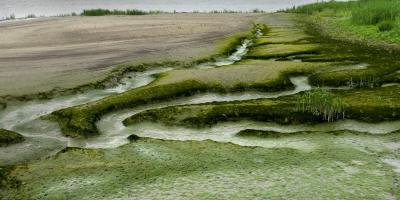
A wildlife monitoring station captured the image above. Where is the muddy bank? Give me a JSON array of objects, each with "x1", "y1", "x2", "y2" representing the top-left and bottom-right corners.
[{"x1": 0, "y1": 13, "x2": 257, "y2": 97}]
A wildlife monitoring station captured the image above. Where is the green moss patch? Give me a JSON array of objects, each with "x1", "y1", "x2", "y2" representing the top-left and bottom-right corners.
[
  {"x1": 50, "y1": 60, "x2": 329, "y2": 137},
  {"x1": 0, "y1": 129, "x2": 24, "y2": 147},
  {"x1": 253, "y1": 28, "x2": 311, "y2": 45},
  {"x1": 124, "y1": 86, "x2": 400, "y2": 127},
  {"x1": 246, "y1": 43, "x2": 320, "y2": 59},
  {"x1": 155, "y1": 60, "x2": 327, "y2": 88},
  {"x1": 1, "y1": 134, "x2": 399, "y2": 199}
]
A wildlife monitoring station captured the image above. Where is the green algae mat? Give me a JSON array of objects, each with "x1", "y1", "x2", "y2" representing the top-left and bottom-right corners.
[
  {"x1": 2, "y1": 13, "x2": 400, "y2": 200},
  {"x1": 2, "y1": 133, "x2": 400, "y2": 199}
]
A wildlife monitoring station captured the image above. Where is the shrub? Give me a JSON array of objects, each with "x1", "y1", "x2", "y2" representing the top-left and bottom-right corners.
[
  {"x1": 6, "y1": 14, "x2": 15, "y2": 20},
  {"x1": 26, "y1": 14, "x2": 36, "y2": 18},
  {"x1": 297, "y1": 88, "x2": 346, "y2": 122},
  {"x1": 378, "y1": 21, "x2": 394, "y2": 32}
]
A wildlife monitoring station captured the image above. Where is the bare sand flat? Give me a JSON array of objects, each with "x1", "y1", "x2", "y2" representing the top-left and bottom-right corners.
[{"x1": 0, "y1": 13, "x2": 256, "y2": 96}]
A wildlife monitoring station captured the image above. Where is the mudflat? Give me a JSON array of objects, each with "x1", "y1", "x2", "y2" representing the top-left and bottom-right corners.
[{"x1": 0, "y1": 13, "x2": 256, "y2": 96}]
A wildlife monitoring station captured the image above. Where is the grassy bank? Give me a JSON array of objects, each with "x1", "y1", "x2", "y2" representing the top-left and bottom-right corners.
[
  {"x1": 287, "y1": 0, "x2": 400, "y2": 45},
  {"x1": 123, "y1": 85, "x2": 400, "y2": 127},
  {"x1": 0, "y1": 129, "x2": 24, "y2": 147}
]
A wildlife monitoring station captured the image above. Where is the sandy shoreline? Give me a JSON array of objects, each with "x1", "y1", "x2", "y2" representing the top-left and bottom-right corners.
[{"x1": 0, "y1": 13, "x2": 257, "y2": 96}]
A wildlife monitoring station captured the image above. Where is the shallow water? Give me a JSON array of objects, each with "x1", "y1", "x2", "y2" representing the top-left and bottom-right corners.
[
  {"x1": 197, "y1": 39, "x2": 252, "y2": 68},
  {"x1": 1, "y1": 0, "x2": 323, "y2": 19},
  {"x1": 73, "y1": 76, "x2": 311, "y2": 148},
  {"x1": 382, "y1": 83, "x2": 400, "y2": 88},
  {"x1": 0, "y1": 37, "x2": 252, "y2": 164},
  {"x1": 1, "y1": 28, "x2": 399, "y2": 165},
  {"x1": 106, "y1": 119, "x2": 400, "y2": 151},
  {"x1": 0, "y1": 68, "x2": 174, "y2": 165}
]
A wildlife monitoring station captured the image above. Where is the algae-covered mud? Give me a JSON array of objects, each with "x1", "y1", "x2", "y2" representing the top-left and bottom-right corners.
[{"x1": 2, "y1": 11, "x2": 400, "y2": 199}]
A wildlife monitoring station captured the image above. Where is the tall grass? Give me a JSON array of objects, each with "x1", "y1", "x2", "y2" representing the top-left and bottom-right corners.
[
  {"x1": 351, "y1": 0, "x2": 400, "y2": 25},
  {"x1": 297, "y1": 88, "x2": 346, "y2": 122},
  {"x1": 289, "y1": 0, "x2": 400, "y2": 33},
  {"x1": 287, "y1": 1, "x2": 353, "y2": 14}
]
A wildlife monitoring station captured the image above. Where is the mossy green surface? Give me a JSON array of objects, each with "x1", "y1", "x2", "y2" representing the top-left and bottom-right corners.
[
  {"x1": 51, "y1": 60, "x2": 330, "y2": 137},
  {"x1": 253, "y1": 28, "x2": 311, "y2": 45},
  {"x1": 0, "y1": 129, "x2": 24, "y2": 147},
  {"x1": 124, "y1": 85, "x2": 400, "y2": 127},
  {"x1": 245, "y1": 43, "x2": 320, "y2": 59},
  {"x1": 2, "y1": 133, "x2": 399, "y2": 199}
]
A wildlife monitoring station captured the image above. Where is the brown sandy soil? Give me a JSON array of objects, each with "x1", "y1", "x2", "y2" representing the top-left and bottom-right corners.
[{"x1": 0, "y1": 13, "x2": 257, "y2": 96}]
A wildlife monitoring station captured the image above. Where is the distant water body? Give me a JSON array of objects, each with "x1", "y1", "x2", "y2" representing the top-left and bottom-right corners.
[{"x1": 1, "y1": 0, "x2": 324, "y2": 19}]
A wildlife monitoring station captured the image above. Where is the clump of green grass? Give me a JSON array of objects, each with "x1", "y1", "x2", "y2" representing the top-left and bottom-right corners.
[
  {"x1": 351, "y1": 0, "x2": 400, "y2": 25},
  {"x1": 378, "y1": 21, "x2": 395, "y2": 32},
  {"x1": 297, "y1": 88, "x2": 345, "y2": 122},
  {"x1": 81, "y1": 9, "x2": 149, "y2": 16}
]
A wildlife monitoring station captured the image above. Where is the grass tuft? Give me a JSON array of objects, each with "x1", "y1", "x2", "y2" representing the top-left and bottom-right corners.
[{"x1": 297, "y1": 88, "x2": 346, "y2": 122}]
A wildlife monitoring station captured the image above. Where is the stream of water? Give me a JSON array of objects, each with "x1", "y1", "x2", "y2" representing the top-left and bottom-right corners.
[{"x1": 0, "y1": 30, "x2": 399, "y2": 165}]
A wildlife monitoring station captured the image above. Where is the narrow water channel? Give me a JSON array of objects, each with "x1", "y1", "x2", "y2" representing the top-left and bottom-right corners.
[
  {"x1": 1, "y1": 30, "x2": 399, "y2": 166},
  {"x1": 0, "y1": 36, "x2": 254, "y2": 165}
]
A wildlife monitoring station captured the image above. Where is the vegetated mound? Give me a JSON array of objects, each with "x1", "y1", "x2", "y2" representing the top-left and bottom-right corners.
[
  {"x1": 0, "y1": 129, "x2": 24, "y2": 147},
  {"x1": 123, "y1": 85, "x2": 400, "y2": 127}
]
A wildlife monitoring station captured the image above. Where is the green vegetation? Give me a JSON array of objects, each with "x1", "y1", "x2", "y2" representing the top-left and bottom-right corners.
[
  {"x1": 49, "y1": 80, "x2": 210, "y2": 137},
  {"x1": 0, "y1": 129, "x2": 24, "y2": 147},
  {"x1": 127, "y1": 134, "x2": 141, "y2": 142},
  {"x1": 236, "y1": 129, "x2": 297, "y2": 138},
  {"x1": 81, "y1": 9, "x2": 150, "y2": 16},
  {"x1": 50, "y1": 59, "x2": 329, "y2": 137},
  {"x1": 288, "y1": 1, "x2": 352, "y2": 14},
  {"x1": 245, "y1": 43, "x2": 320, "y2": 59},
  {"x1": 123, "y1": 85, "x2": 400, "y2": 127},
  {"x1": 2, "y1": 133, "x2": 399, "y2": 199},
  {"x1": 5, "y1": 14, "x2": 16, "y2": 20},
  {"x1": 297, "y1": 88, "x2": 345, "y2": 122},
  {"x1": 351, "y1": 0, "x2": 400, "y2": 26},
  {"x1": 0, "y1": 166, "x2": 20, "y2": 191},
  {"x1": 288, "y1": 0, "x2": 400, "y2": 44},
  {"x1": 48, "y1": 18, "x2": 400, "y2": 137},
  {"x1": 3, "y1": 12, "x2": 400, "y2": 199}
]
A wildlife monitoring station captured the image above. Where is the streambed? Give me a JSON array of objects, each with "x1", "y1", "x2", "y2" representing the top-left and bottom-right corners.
[{"x1": 1, "y1": 30, "x2": 400, "y2": 166}]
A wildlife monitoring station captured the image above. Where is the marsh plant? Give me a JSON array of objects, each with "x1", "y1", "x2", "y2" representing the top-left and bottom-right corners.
[{"x1": 297, "y1": 88, "x2": 346, "y2": 122}]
